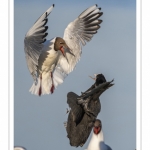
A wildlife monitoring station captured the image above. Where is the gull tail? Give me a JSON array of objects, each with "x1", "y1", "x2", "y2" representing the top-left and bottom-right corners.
[{"x1": 29, "y1": 72, "x2": 54, "y2": 96}]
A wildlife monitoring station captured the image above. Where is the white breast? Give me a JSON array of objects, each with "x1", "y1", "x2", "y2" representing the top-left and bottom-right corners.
[
  {"x1": 87, "y1": 130, "x2": 105, "y2": 150},
  {"x1": 38, "y1": 38, "x2": 59, "y2": 73}
]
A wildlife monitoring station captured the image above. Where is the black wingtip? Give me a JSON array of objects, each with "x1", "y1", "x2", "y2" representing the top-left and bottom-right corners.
[
  {"x1": 95, "y1": 4, "x2": 98, "y2": 7},
  {"x1": 53, "y1": 4, "x2": 55, "y2": 7}
]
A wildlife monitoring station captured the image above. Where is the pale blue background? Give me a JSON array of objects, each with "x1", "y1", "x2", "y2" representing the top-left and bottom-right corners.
[{"x1": 14, "y1": 0, "x2": 136, "y2": 150}]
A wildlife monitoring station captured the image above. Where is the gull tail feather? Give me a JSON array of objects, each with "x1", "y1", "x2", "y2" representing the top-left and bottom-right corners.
[{"x1": 29, "y1": 72, "x2": 53, "y2": 95}]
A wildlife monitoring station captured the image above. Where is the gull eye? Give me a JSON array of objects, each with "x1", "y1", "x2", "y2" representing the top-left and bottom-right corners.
[{"x1": 60, "y1": 42, "x2": 64, "y2": 44}]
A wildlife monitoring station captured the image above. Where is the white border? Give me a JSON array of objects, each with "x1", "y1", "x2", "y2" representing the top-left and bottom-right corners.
[
  {"x1": 9, "y1": 0, "x2": 141, "y2": 149},
  {"x1": 136, "y1": 0, "x2": 141, "y2": 149},
  {"x1": 0, "y1": 0, "x2": 10, "y2": 149},
  {"x1": 142, "y1": 0, "x2": 150, "y2": 150},
  {"x1": 9, "y1": 0, "x2": 14, "y2": 149}
]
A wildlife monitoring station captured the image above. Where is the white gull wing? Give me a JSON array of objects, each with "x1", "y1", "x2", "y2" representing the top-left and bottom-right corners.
[
  {"x1": 54, "y1": 4, "x2": 103, "y2": 77},
  {"x1": 24, "y1": 4, "x2": 54, "y2": 81}
]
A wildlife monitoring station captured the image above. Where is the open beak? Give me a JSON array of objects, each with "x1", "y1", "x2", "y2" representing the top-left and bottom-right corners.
[
  {"x1": 60, "y1": 46, "x2": 65, "y2": 57},
  {"x1": 60, "y1": 46, "x2": 69, "y2": 63},
  {"x1": 66, "y1": 45, "x2": 75, "y2": 57},
  {"x1": 94, "y1": 74, "x2": 98, "y2": 77},
  {"x1": 89, "y1": 74, "x2": 99, "y2": 80},
  {"x1": 89, "y1": 75, "x2": 96, "y2": 80}
]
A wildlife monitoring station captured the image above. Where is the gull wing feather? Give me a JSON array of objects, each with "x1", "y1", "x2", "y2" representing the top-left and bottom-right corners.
[
  {"x1": 67, "y1": 92, "x2": 84, "y2": 125},
  {"x1": 54, "y1": 4, "x2": 103, "y2": 76},
  {"x1": 24, "y1": 4, "x2": 54, "y2": 81}
]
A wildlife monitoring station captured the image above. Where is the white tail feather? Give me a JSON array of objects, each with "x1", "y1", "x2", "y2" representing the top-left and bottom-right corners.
[
  {"x1": 29, "y1": 77, "x2": 41, "y2": 95},
  {"x1": 29, "y1": 72, "x2": 53, "y2": 95},
  {"x1": 29, "y1": 69, "x2": 67, "y2": 95},
  {"x1": 53, "y1": 68, "x2": 67, "y2": 88}
]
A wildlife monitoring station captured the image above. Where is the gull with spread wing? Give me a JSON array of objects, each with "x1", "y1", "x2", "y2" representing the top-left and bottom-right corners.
[{"x1": 24, "y1": 4, "x2": 103, "y2": 96}]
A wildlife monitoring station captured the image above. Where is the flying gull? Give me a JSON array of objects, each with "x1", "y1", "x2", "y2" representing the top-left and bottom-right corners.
[{"x1": 24, "y1": 4, "x2": 103, "y2": 96}]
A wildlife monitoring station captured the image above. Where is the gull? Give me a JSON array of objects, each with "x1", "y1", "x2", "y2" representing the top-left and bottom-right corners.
[
  {"x1": 24, "y1": 4, "x2": 103, "y2": 96},
  {"x1": 87, "y1": 119, "x2": 112, "y2": 150}
]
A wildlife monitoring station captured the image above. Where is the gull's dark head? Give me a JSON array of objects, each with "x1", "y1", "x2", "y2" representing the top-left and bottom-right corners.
[
  {"x1": 54, "y1": 37, "x2": 68, "y2": 56},
  {"x1": 54, "y1": 37, "x2": 75, "y2": 63},
  {"x1": 93, "y1": 119, "x2": 102, "y2": 135},
  {"x1": 89, "y1": 73, "x2": 106, "y2": 86},
  {"x1": 95, "y1": 74, "x2": 106, "y2": 86}
]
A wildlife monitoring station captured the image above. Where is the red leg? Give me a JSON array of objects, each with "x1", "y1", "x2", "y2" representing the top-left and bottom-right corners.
[
  {"x1": 38, "y1": 74, "x2": 42, "y2": 96},
  {"x1": 50, "y1": 72, "x2": 55, "y2": 94}
]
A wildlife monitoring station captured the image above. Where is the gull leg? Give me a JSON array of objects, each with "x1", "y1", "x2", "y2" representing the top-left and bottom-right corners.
[
  {"x1": 50, "y1": 72, "x2": 55, "y2": 93},
  {"x1": 38, "y1": 74, "x2": 42, "y2": 96}
]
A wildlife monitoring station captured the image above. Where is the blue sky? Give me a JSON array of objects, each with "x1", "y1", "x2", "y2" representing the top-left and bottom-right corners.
[{"x1": 14, "y1": 0, "x2": 136, "y2": 150}]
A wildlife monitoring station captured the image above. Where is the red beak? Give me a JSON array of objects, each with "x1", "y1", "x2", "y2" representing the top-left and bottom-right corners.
[
  {"x1": 60, "y1": 46, "x2": 65, "y2": 57},
  {"x1": 60, "y1": 46, "x2": 69, "y2": 63}
]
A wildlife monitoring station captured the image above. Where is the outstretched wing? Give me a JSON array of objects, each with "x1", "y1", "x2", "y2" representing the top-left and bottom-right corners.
[
  {"x1": 81, "y1": 79, "x2": 114, "y2": 100},
  {"x1": 55, "y1": 4, "x2": 103, "y2": 76},
  {"x1": 67, "y1": 92, "x2": 84, "y2": 125},
  {"x1": 24, "y1": 4, "x2": 54, "y2": 81}
]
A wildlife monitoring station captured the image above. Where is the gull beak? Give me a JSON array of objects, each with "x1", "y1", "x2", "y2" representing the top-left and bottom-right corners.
[
  {"x1": 94, "y1": 74, "x2": 98, "y2": 77},
  {"x1": 60, "y1": 46, "x2": 69, "y2": 63},
  {"x1": 89, "y1": 76, "x2": 96, "y2": 80},
  {"x1": 66, "y1": 45, "x2": 75, "y2": 57},
  {"x1": 60, "y1": 46, "x2": 65, "y2": 57},
  {"x1": 67, "y1": 49, "x2": 75, "y2": 57}
]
